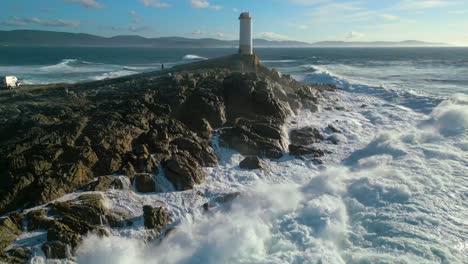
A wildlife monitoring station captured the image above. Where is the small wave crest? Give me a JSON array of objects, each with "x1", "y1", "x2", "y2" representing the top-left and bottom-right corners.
[
  {"x1": 92, "y1": 70, "x2": 138, "y2": 81},
  {"x1": 182, "y1": 54, "x2": 208, "y2": 61},
  {"x1": 40, "y1": 59, "x2": 104, "y2": 73}
]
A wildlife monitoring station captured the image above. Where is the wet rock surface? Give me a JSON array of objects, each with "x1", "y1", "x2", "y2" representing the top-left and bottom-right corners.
[
  {"x1": 239, "y1": 156, "x2": 266, "y2": 170},
  {"x1": 289, "y1": 144, "x2": 325, "y2": 157},
  {"x1": 289, "y1": 126, "x2": 324, "y2": 146},
  {"x1": 133, "y1": 173, "x2": 156, "y2": 193},
  {"x1": 0, "y1": 55, "x2": 331, "y2": 258},
  {"x1": 143, "y1": 205, "x2": 171, "y2": 233}
]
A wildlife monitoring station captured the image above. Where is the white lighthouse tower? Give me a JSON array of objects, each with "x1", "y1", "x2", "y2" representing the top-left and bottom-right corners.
[{"x1": 239, "y1": 12, "x2": 253, "y2": 55}]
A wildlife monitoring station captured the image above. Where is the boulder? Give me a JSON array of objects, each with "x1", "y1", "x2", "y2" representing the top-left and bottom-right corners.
[
  {"x1": 42, "y1": 241, "x2": 71, "y2": 259},
  {"x1": 289, "y1": 127, "x2": 324, "y2": 146},
  {"x1": 214, "y1": 192, "x2": 241, "y2": 204},
  {"x1": 133, "y1": 173, "x2": 156, "y2": 193},
  {"x1": 162, "y1": 151, "x2": 206, "y2": 191},
  {"x1": 83, "y1": 176, "x2": 125, "y2": 192},
  {"x1": 0, "y1": 217, "x2": 21, "y2": 251},
  {"x1": 170, "y1": 137, "x2": 217, "y2": 167},
  {"x1": 220, "y1": 124, "x2": 285, "y2": 159},
  {"x1": 142, "y1": 205, "x2": 170, "y2": 232},
  {"x1": 1, "y1": 247, "x2": 32, "y2": 264},
  {"x1": 289, "y1": 144, "x2": 325, "y2": 157},
  {"x1": 239, "y1": 156, "x2": 265, "y2": 170}
]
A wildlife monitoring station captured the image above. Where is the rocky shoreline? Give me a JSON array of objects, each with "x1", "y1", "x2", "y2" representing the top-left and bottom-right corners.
[{"x1": 0, "y1": 54, "x2": 335, "y2": 262}]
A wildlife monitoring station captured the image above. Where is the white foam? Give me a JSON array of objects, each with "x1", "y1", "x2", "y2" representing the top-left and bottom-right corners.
[{"x1": 182, "y1": 54, "x2": 208, "y2": 60}]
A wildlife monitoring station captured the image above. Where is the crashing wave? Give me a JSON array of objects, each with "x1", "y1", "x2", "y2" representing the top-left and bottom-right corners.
[{"x1": 182, "y1": 54, "x2": 208, "y2": 61}]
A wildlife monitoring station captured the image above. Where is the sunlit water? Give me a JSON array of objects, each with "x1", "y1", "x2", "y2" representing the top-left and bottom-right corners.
[{"x1": 3, "y1": 48, "x2": 466, "y2": 263}]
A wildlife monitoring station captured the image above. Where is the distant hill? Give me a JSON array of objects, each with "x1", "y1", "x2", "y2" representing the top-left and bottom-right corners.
[
  {"x1": 0, "y1": 30, "x2": 448, "y2": 48},
  {"x1": 312, "y1": 40, "x2": 448, "y2": 47},
  {"x1": 0, "y1": 30, "x2": 311, "y2": 48}
]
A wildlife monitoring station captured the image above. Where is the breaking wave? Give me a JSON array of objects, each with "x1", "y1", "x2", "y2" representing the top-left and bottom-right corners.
[
  {"x1": 182, "y1": 54, "x2": 208, "y2": 61},
  {"x1": 64, "y1": 90, "x2": 468, "y2": 264}
]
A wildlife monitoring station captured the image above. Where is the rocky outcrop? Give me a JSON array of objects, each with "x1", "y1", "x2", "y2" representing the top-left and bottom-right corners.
[
  {"x1": 0, "y1": 54, "x2": 331, "y2": 257},
  {"x1": 289, "y1": 127, "x2": 324, "y2": 146},
  {"x1": 162, "y1": 150, "x2": 206, "y2": 191},
  {"x1": 289, "y1": 144, "x2": 325, "y2": 157},
  {"x1": 0, "y1": 247, "x2": 32, "y2": 264},
  {"x1": 133, "y1": 173, "x2": 156, "y2": 193},
  {"x1": 142, "y1": 205, "x2": 171, "y2": 233},
  {"x1": 0, "y1": 217, "x2": 21, "y2": 251},
  {"x1": 239, "y1": 156, "x2": 265, "y2": 170},
  {"x1": 83, "y1": 176, "x2": 125, "y2": 192}
]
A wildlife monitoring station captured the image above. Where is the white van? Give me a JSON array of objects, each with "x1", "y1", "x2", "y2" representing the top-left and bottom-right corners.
[{"x1": 2, "y1": 76, "x2": 21, "y2": 89}]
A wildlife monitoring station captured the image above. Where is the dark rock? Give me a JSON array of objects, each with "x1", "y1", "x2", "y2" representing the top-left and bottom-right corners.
[
  {"x1": 83, "y1": 175, "x2": 125, "y2": 192},
  {"x1": 239, "y1": 156, "x2": 265, "y2": 170},
  {"x1": 214, "y1": 192, "x2": 241, "y2": 204},
  {"x1": 289, "y1": 144, "x2": 325, "y2": 157},
  {"x1": 133, "y1": 173, "x2": 156, "y2": 193},
  {"x1": 327, "y1": 124, "x2": 342, "y2": 133},
  {"x1": 42, "y1": 241, "x2": 71, "y2": 259},
  {"x1": 170, "y1": 137, "x2": 217, "y2": 167},
  {"x1": 1, "y1": 247, "x2": 32, "y2": 263},
  {"x1": 46, "y1": 222, "x2": 80, "y2": 248},
  {"x1": 162, "y1": 151, "x2": 206, "y2": 191},
  {"x1": 290, "y1": 127, "x2": 324, "y2": 146},
  {"x1": 220, "y1": 123, "x2": 285, "y2": 159},
  {"x1": 142, "y1": 205, "x2": 170, "y2": 232}
]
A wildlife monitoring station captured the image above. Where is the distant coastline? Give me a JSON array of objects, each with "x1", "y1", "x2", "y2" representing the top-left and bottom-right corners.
[{"x1": 0, "y1": 30, "x2": 450, "y2": 48}]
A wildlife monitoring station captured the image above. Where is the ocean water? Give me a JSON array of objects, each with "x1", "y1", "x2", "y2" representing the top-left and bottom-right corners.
[{"x1": 2, "y1": 48, "x2": 467, "y2": 263}]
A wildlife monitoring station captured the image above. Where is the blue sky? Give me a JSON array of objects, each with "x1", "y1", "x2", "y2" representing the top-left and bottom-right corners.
[{"x1": 1, "y1": 0, "x2": 467, "y2": 45}]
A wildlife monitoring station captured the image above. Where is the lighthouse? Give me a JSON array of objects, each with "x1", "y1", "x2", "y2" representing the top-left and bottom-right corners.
[{"x1": 239, "y1": 12, "x2": 253, "y2": 55}]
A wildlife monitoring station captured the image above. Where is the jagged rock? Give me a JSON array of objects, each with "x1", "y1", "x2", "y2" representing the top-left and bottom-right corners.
[
  {"x1": 46, "y1": 222, "x2": 80, "y2": 249},
  {"x1": 327, "y1": 124, "x2": 342, "y2": 133},
  {"x1": 0, "y1": 217, "x2": 21, "y2": 251},
  {"x1": 170, "y1": 137, "x2": 217, "y2": 167},
  {"x1": 162, "y1": 151, "x2": 206, "y2": 191},
  {"x1": 290, "y1": 127, "x2": 324, "y2": 146},
  {"x1": 142, "y1": 205, "x2": 170, "y2": 232},
  {"x1": 239, "y1": 156, "x2": 265, "y2": 170},
  {"x1": 27, "y1": 209, "x2": 53, "y2": 231},
  {"x1": 133, "y1": 173, "x2": 156, "y2": 193},
  {"x1": 2, "y1": 247, "x2": 31, "y2": 263},
  {"x1": 42, "y1": 241, "x2": 71, "y2": 259},
  {"x1": 214, "y1": 192, "x2": 241, "y2": 204},
  {"x1": 83, "y1": 176, "x2": 125, "y2": 191},
  {"x1": 220, "y1": 124, "x2": 285, "y2": 159},
  {"x1": 289, "y1": 144, "x2": 325, "y2": 157},
  {"x1": 0, "y1": 57, "x2": 326, "y2": 218}
]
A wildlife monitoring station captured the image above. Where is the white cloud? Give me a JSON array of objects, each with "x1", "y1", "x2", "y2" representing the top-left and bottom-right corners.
[
  {"x1": 64, "y1": 0, "x2": 104, "y2": 9},
  {"x1": 396, "y1": 0, "x2": 453, "y2": 9},
  {"x1": 191, "y1": 0, "x2": 222, "y2": 10},
  {"x1": 130, "y1": 10, "x2": 137, "y2": 16},
  {"x1": 233, "y1": 8, "x2": 239, "y2": 13},
  {"x1": 346, "y1": 31, "x2": 365, "y2": 40},
  {"x1": 298, "y1": 24, "x2": 309, "y2": 30},
  {"x1": 257, "y1": 32, "x2": 290, "y2": 41},
  {"x1": 141, "y1": 0, "x2": 170, "y2": 8},
  {"x1": 2, "y1": 17, "x2": 80, "y2": 27},
  {"x1": 381, "y1": 14, "x2": 399, "y2": 21}
]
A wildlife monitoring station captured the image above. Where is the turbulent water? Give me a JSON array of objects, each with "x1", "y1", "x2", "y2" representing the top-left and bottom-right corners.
[{"x1": 3, "y1": 47, "x2": 467, "y2": 263}]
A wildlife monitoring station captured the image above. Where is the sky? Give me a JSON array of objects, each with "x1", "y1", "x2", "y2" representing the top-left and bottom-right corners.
[{"x1": 1, "y1": 0, "x2": 467, "y2": 45}]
